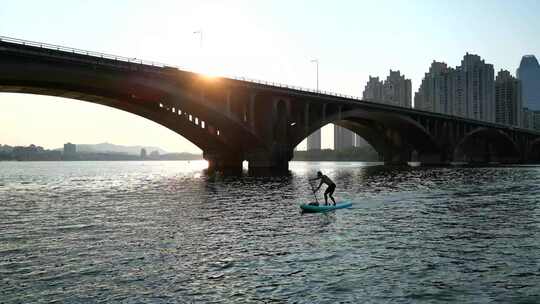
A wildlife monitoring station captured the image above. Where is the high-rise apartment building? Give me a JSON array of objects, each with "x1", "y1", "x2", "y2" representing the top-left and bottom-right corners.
[
  {"x1": 459, "y1": 53, "x2": 495, "y2": 122},
  {"x1": 415, "y1": 61, "x2": 453, "y2": 114},
  {"x1": 362, "y1": 71, "x2": 412, "y2": 108},
  {"x1": 523, "y1": 108, "x2": 540, "y2": 130},
  {"x1": 306, "y1": 130, "x2": 321, "y2": 151},
  {"x1": 414, "y1": 53, "x2": 495, "y2": 123},
  {"x1": 523, "y1": 108, "x2": 534, "y2": 129},
  {"x1": 354, "y1": 135, "x2": 368, "y2": 148},
  {"x1": 383, "y1": 70, "x2": 412, "y2": 108},
  {"x1": 333, "y1": 125, "x2": 354, "y2": 151},
  {"x1": 63, "y1": 142, "x2": 76, "y2": 156},
  {"x1": 495, "y1": 70, "x2": 522, "y2": 127},
  {"x1": 534, "y1": 112, "x2": 540, "y2": 130},
  {"x1": 517, "y1": 55, "x2": 540, "y2": 111},
  {"x1": 362, "y1": 76, "x2": 384, "y2": 102}
]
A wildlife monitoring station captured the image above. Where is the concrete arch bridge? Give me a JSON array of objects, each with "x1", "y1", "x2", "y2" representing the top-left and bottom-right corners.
[{"x1": 2, "y1": 36, "x2": 540, "y2": 173}]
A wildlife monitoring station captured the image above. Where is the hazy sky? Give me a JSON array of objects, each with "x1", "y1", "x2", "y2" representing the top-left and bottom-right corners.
[{"x1": 1, "y1": 0, "x2": 540, "y2": 152}]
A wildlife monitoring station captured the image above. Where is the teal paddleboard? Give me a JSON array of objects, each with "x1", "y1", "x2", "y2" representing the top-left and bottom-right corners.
[{"x1": 300, "y1": 201, "x2": 352, "y2": 213}]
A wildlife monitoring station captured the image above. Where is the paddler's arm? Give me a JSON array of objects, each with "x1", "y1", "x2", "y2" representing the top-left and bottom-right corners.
[{"x1": 315, "y1": 179, "x2": 323, "y2": 192}]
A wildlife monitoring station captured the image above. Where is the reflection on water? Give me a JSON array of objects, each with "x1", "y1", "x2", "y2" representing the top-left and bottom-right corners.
[{"x1": 1, "y1": 161, "x2": 539, "y2": 303}]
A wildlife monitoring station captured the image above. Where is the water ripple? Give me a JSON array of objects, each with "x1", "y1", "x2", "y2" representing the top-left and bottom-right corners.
[{"x1": 1, "y1": 161, "x2": 540, "y2": 302}]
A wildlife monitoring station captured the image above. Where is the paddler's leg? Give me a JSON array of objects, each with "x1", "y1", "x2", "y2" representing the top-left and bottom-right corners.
[
  {"x1": 328, "y1": 184, "x2": 336, "y2": 205},
  {"x1": 330, "y1": 194, "x2": 336, "y2": 205},
  {"x1": 324, "y1": 187, "x2": 329, "y2": 205}
]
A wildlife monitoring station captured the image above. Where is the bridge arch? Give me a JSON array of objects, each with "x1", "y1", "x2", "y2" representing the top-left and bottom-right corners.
[
  {"x1": 292, "y1": 107, "x2": 442, "y2": 164},
  {"x1": 526, "y1": 138, "x2": 540, "y2": 163},
  {"x1": 0, "y1": 84, "x2": 240, "y2": 153},
  {"x1": 454, "y1": 127, "x2": 521, "y2": 163},
  {"x1": 0, "y1": 53, "x2": 267, "y2": 168}
]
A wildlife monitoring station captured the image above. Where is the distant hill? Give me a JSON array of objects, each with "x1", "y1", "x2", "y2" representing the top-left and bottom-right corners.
[{"x1": 57, "y1": 143, "x2": 168, "y2": 155}]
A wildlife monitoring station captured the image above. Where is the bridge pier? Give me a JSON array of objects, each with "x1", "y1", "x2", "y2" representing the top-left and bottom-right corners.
[
  {"x1": 204, "y1": 151, "x2": 243, "y2": 174},
  {"x1": 247, "y1": 147, "x2": 292, "y2": 175},
  {"x1": 381, "y1": 148, "x2": 410, "y2": 166},
  {"x1": 418, "y1": 153, "x2": 448, "y2": 166},
  {"x1": 383, "y1": 158, "x2": 409, "y2": 166},
  {"x1": 248, "y1": 159, "x2": 289, "y2": 175}
]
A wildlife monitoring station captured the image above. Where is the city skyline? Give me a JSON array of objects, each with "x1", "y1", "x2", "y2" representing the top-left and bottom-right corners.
[
  {"x1": 414, "y1": 53, "x2": 496, "y2": 123},
  {"x1": 1, "y1": 1, "x2": 540, "y2": 152}
]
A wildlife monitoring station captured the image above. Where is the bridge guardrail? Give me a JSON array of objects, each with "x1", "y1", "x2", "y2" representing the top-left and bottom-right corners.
[
  {"x1": 0, "y1": 35, "x2": 176, "y2": 68},
  {"x1": 0, "y1": 35, "x2": 365, "y2": 102}
]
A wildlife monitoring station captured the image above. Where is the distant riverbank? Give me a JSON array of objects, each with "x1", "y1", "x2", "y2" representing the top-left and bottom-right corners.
[
  {"x1": 0, "y1": 158, "x2": 203, "y2": 162},
  {"x1": 0, "y1": 151, "x2": 203, "y2": 162},
  {"x1": 0, "y1": 153, "x2": 203, "y2": 161},
  {"x1": 0, "y1": 144, "x2": 203, "y2": 161}
]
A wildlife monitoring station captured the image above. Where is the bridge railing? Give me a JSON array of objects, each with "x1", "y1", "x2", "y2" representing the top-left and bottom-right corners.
[
  {"x1": 0, "y1": 35, "x2": 181, "y2": 69},
  {"x1": 0, "y1": 35, "x2": 364, "y2": 101},
  {"x1": 226, "y1": 75, "x2": 361, "y2": 100}
]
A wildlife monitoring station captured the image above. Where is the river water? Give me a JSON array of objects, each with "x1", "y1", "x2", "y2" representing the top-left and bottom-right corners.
[{"x1": 1, "y1": 161, "x2": 539, "y2": 303}]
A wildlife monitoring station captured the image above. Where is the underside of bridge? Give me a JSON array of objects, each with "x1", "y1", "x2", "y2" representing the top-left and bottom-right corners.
[
  {"x1": 289, "y1": 102, "x2": 540, "y2": 167},
  {"x1": 291, "y1": 105, "x2": 444, "y2": 166},
  {"x1": 452, "y1": 129, "x2": 521, "y2": 164},
  {"x1": 527, "y1": 139, "x2": 540, "y2": 163}
]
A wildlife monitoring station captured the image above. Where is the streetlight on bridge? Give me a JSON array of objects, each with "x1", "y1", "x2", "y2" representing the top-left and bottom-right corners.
[
  {"x1": 193, "y1": 30, "x2": 203, "y2": 48},
  {"x1": 193, "y1": 29, "x2": 206, "y2": 74},
  {"x1": 310, "y1": 58, "x2": 319, "y2": 92},
  {"x1": 307, "y1": 58, "x2": 322, "y2": 151}
]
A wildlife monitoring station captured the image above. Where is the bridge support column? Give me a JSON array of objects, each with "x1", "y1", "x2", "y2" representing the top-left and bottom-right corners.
[
  {"x1": 383, "y1": 153, "x2": 409, "y2": 165},
  {"x1": 418, "y1": 153, "x2": 447, "y2": 166},
  {"x1": 379, "y1": 129, "x2": 410, "y2": 165},
  {"x1": 204, "y1": 151, "x2": 243, "y2": 174},
  {"x1": 247, "y1": 146, "x2": 292, "y2": 175},
  {"x1": 381, "y1": 147, "x2": 411, "y2": 166}
]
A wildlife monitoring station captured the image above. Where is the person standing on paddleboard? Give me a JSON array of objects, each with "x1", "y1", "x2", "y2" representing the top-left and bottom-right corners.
[{"x1": 310, "y1": 171, "x2": 337, "y2": 206}]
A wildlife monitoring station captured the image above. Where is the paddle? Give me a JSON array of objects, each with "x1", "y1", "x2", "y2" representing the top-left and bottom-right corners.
[{"x1": 309, "y1": 181, "x2": 319, "y2": 205}]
